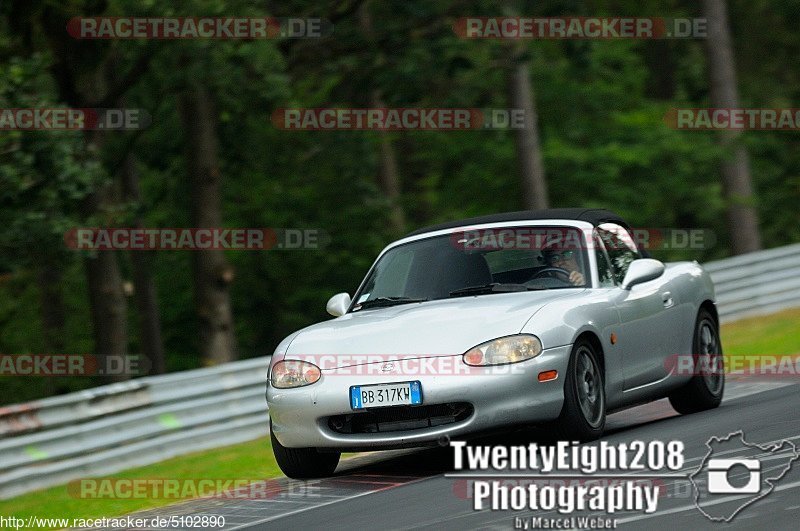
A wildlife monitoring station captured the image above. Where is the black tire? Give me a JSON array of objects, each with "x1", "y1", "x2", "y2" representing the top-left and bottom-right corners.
[
  {"x1": 668, "y1": 308, "x2": 725, "y2": 414},
  {"x1": 554, "y1": 338, "x2": 606, "y2": 441},
  {"x1": 270, "y1": 422, "x2": 340, "y2": 479}
]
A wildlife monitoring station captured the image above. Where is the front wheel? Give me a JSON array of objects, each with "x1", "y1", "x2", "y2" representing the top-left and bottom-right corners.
[
  {"x1": 554, "y1": 339, "x2": 606, "y2": 441},
  {"x1": 668, "y1": 309, "x2": 725, "y2": 414},
  {"x1": 270, "y1": 422, "x2": 340, "y2": 479}
]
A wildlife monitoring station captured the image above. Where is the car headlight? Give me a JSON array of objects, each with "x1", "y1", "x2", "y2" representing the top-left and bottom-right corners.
[
  {"x1": 463, "y1": 335, "x2": 543, "y2": 366},
  {"x1": 270, "y1": 360, "x2": 321, "y2": 388}
]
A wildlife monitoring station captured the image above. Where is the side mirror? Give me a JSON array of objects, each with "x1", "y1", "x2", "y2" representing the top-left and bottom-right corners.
[
  {"x1": 326, "y1": 293, "x2": 352, "y2": 317},
  {"x1": 621, "y1": 259, "x2": 665, "y2": 290}
]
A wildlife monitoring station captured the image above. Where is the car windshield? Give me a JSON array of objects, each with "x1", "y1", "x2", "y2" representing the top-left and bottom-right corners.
[{"x1": 351, "y1": 226, "x2": 589, "y2": 311}]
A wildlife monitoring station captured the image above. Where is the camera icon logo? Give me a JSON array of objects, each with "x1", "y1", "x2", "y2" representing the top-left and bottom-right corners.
[
  {"x1": 707, "y1": 458, "x2": 761, "y2": 494},
  {"x1": 691, "y1": 431, "x2": 799, "y2": 522}
]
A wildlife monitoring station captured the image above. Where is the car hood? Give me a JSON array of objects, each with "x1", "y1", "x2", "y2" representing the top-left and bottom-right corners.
[{"x1": 284, "y1": 290, "x2": 582, "y2": 368}]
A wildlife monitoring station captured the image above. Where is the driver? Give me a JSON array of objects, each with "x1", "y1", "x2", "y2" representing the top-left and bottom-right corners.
[{"x1": 542, "y1": 248, "x2": 586, "y2": 286}]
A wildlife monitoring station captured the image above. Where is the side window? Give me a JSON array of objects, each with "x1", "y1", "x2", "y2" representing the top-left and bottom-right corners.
[
  {"x1": 593, "y1": 234, "x2": 616, "y2": 287},
  {"x1": 596, "y1": 223, "x2": 640, "y2": 285}
]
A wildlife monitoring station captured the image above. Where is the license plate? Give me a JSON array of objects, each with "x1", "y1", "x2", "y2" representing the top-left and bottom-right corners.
[{"x1": 350, "y1": 381, "x2": 422, "y2": 409}]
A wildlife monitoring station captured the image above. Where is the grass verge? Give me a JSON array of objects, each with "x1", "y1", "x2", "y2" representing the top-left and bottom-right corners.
[
  {"x1": 720, "y1": 307, "x2": 800, "y2": 357},
  {"x1": 0, "y1": 437, "x2": 277, "y2": 529}
]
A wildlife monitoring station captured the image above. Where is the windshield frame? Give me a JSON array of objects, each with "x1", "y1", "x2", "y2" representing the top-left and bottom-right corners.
[{"x1": 348, "y1": 220, "x2": 598, "y2": 313}]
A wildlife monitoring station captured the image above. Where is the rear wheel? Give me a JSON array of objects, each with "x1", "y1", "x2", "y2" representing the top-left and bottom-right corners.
[
  {"x1": 668, "y1": 308, "x2": 725, "y2": 414},
  {"x1": 554, "y1": 339, "x2": 606, "y2": 441},
  {"x1": 270, "y1": 422, "x2": 340, "y2": 479}
]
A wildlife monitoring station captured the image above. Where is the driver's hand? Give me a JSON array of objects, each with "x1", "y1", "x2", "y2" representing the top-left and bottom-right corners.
[{"x1": 569, "y1": 271, "x2": 585, "y2": 286}]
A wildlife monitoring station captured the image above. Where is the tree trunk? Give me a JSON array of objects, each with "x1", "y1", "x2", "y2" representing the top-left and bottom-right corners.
[
  {"x1": 643, "y1": 41, "x2": 676, "y2": 100},
  {"x1": 36, "y1": 21, "x2": 145, "y2": 384},
  {"x1": 82, "y1": 130, "x2": 130, "y2": 382},
  {"x1": 178, "y1": 86, "x2": 237, "y2": 365},
  {"x1": 359, "y1": 2, "x2": 405, "y2": 233},
  {"x1": 35, "y1": 262, "x2": 65, "y2": 394},
  {"x1": 702, "y1": 0, "x2": 761, "y2": 254},
  {"x1": 371, "y1": 91, "x2": 405, "y2": 232},
  {"x1": 84, "y1": 247, "x2": 129, "y2": 382},
  {"x1": 121, "y1": 153, "x2": 166, "y2": 374},
  {"x1": 35, "y1": 264, "x2": 66, "y2": 353},
  {"x1": 508, "y1": 57, "x2": 549, "y2": 210}
]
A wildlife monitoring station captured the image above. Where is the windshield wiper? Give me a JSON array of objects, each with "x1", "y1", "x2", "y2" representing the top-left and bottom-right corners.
[
  {"x1": 356, "y1": 296, "x2": 429, "y2": 310},
  {"x1": 449, "y1": 283, "x2": 547, "y2": 298}
]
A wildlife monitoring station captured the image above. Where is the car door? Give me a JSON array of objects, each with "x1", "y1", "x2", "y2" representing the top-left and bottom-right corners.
[{"x1": 598, "y1": 224, "x2": 674, "y2": 391}]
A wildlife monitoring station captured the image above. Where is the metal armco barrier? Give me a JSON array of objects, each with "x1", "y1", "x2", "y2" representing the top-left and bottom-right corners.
[
  {"x1": 0, "y1": 357, "x2": 269, "y2": 499},
  {"x1": 2, "y1": 243, "x2": 799, "y2": 498},
  {"x1": 704, "y1": 242, "x2": 800, "y2": 322}
]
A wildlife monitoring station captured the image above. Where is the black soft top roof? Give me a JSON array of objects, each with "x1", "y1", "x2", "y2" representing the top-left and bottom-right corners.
[{"x1": 406, "y1": 208, "x2": 628, "y2": 237}]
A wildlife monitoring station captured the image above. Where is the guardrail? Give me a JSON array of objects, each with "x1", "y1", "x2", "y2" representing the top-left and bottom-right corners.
[
  {"x1": 2, "y1": 243, "x2": 799, "y2": 499},
  {"x1": 705, "y1": 242, "x2": 800, "y2": 323},
  {"x1": 0, "y1": 357, "x2": 269, "y2": 499}
]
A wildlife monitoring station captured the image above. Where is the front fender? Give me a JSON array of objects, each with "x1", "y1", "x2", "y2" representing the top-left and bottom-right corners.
[{"x1": 520, "y1": 290, "x2": 625, "y2": 408}]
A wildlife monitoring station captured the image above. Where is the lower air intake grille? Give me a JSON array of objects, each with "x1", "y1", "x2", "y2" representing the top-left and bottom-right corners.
[{"x1": 327, "y1": 402, "x2": 473, "y2": 434}]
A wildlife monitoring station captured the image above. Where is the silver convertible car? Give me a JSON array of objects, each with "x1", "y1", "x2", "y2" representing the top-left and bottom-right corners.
[{"x1": 266, "y1": 209, "x2": 724, "y2": 478}]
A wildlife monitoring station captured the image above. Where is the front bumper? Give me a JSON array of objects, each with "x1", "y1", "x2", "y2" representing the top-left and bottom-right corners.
[{"x1": 267, "y1": 344, "x2": 571, "y2": 449}]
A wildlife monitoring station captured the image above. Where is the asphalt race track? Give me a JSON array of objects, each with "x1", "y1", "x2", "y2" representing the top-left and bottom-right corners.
[{"x1": 122, "y1": 378, "x2": 800, "y2": 531}]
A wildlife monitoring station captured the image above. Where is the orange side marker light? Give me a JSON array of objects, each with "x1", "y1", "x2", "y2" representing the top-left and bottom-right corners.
[{"x1": 538, "y1": 370, "x2": 558, "y2": 382}]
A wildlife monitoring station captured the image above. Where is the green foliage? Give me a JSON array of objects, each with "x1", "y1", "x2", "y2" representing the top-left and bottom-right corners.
[
  {"x1": 0, "y1": 0, "x2": 798, "y2": 403},
  {"x1": 0, "y1": 54, "x2": 105, "y2": 266}
]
